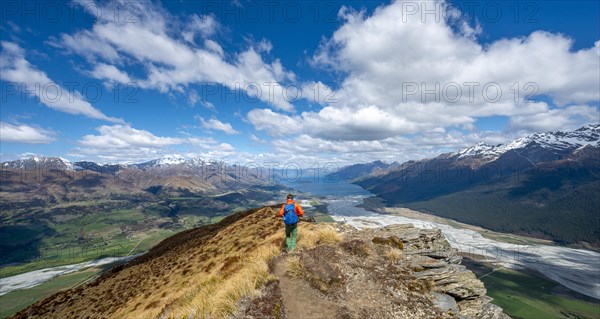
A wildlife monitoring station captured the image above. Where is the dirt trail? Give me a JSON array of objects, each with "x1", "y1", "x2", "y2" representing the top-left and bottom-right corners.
[{"x1": 272, "y1": 257, "x2": 338, "y2": 319}]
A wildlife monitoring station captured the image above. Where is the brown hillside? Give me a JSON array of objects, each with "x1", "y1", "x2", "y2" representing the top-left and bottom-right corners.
[{"x1": 12, "y1": 206, "x2": 287, "y2": 318}]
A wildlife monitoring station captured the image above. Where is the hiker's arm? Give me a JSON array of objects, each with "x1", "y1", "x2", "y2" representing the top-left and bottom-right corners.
[
  {"x1": 296, "y1": 203, "x2": 304, "y2": 217},
  {"x1": 278, "y1": 204, "x2": 284, "y2": 217}
]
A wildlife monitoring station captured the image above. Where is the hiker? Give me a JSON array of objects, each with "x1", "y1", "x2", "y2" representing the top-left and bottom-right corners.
[{"x1": 279, "y1": 194, "x2": 304, "y2": 253}]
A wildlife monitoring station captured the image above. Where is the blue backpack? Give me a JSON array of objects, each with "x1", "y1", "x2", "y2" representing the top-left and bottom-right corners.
[{"x1": 283, "y1": 203, "x2": 299, "y2": 225}]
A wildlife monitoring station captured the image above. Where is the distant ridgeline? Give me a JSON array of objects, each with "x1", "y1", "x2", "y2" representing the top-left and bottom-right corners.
[
  {"x1": 0, "y1": 155, "x2": 283, "y2": 270},
  {"x1": 344, "y1": 125, "x2": 600, "y2": 247}
]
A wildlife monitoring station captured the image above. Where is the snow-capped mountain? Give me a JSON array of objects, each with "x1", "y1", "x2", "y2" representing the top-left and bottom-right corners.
[
  {"x1": 1, "y1": 155, "x2": 224, "y2": 172},
  {"x1": 135, "y1": 154, "x2": 189, "y2": 169},
  {"x1": 456, "y1": 124, "x2": 599, "y2": 160},
  {"x1": 354, "y1": 124, "x2": 600, "y2": 198},
  {"x1": 353, "y1": 124, "x2": 600, "y2": 248},
  {"x1": 73, "y1": 161, "x2": 126, "y2": 174},
  {"x1": 134, "y1": 155, "x2": 221, "y2": 170},
  {"x1": 1, "y1": 156, "x2": 75, "y2": 171},
  {"x1": 1, "y1": 154, "x2": 271, "y2": 199},
  {"x1": 4, "y1": 125, "x2": 598, "y2": 172},
  {"x1": 455, "y1": 142, "x2": 502, "y2": 159}
]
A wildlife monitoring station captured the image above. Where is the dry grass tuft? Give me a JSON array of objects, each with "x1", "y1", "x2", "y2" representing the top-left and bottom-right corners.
[
  {"x1": 385, "y1": 248, "x2": 403, "y2": 263},
  {"x1": 315, "y1": 226, "x2": 343, "y2": 245},
  {"x1": 285, "y1": 256, "x2": 305, "y2": 279},
  {"x1": 297, "y1": 224, "x2": 342, "y2": 250}
]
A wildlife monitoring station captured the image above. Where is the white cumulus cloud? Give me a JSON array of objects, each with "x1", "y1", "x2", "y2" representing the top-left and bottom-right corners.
[
  {"x1": 0, "y1": 42, "x2": 122, "y2": 123},
  {"x1": 74, "y1": 124, "x2": 237, "y2": 163},
  {"x1": 302, "y1": 0, "x2": 600, "y2": 139},
  {"x1": 0, "y1": 122, "x2": 55, "y2": 144},
  {"x1": 89, "y1": 63, "x2": 132, "y2": 84},
  {"x1": 79, "y1": 125, "x2": 183, "y2": 148},
  {"x1": 56, "y1": 0, "x2": 296, "y2": 111},
  {"x1": 198, "y1": 116, "x2": 239, "y2": 134}
]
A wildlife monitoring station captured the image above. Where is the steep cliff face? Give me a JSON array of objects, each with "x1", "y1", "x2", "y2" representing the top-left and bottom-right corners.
[{"x1": 13, "y1": 207, "x2": 508, "y2": 319}]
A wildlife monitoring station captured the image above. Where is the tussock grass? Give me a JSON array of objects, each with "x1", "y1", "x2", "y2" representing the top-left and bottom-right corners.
[
  {"x1": 285, "y1": 256, "x2": 305, "y2": 279},
  {"x1": 297, "y1": 224, "x2": 342, "y2": 250},
  {"x1": 164, "y1": 245, "x2": 280, "y2": 318},
  {"x1": 315, "y1": 226, "x2": 343, "y2": 245},
  {"x1": 385, "y1": 248, "x2": 403, "y2": 263}
]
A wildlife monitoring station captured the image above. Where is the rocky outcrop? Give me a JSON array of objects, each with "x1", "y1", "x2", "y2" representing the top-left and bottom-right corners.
[
  {"x1": 360, "y1": 224, "x2": 509, "y2": 318},
  {"x1": 282, "y1": 224, "x2": 510, "y2": 319}
]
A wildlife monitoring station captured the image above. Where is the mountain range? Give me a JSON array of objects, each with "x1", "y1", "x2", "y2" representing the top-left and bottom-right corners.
[
  {"x1": 326, "y1": 160, "x2": 400, "y2": 180},
  {"x1": 2, "y1": 124, "x2": 598, "y2": 248},
  {"x1": 350, "y1": 124, "x2": 600, "y2": 247},
  {"x1": 0, "y1": 155, "x2": 283, "y2": 270},
  {"x1": 1, "y1": 155, "x2": 271, "y2": 202}
]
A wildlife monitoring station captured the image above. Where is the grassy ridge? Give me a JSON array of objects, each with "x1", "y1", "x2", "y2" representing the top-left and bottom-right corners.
[
  {"x1": 11, "y1": 206, "x2": 340, "y2": 318},
  {"x1": 1, "y1": 202, "x2": 296, "y2": 317},
  {"x1": 1, "y1": 189, "x2": 280, "y2": 277}
]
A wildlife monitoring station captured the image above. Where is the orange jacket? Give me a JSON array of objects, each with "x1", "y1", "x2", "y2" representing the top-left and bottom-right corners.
[{"x1": 279, "y1": 199, "x2": 304, "y2": 217}]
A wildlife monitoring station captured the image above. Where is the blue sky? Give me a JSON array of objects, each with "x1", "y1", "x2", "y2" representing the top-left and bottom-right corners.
[{"x1": 1, "y1": 0, "x2": 599, "y2": 164}]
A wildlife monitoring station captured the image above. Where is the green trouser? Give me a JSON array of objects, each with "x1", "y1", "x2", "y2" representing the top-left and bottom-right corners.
[{"x1": 285, "y1": 223, "x2": 298, "y2": 252}]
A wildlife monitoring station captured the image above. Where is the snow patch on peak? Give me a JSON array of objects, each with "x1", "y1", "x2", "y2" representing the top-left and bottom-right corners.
[
  {"x1": 456, "y1": 124, "x2": 599, "y2": 160},
  {"x1": 155, "y1": 154, "x2": 187, "y2": 165},
  {"x1": 188, "y1": 158, "x2": 208, "y2": 166},
  {"x1": 136, "y1": 154, "x2": 212, "y2": 169},
  {"x1": 2, "y1": 156, "x2": 75, "y2": 170},
  {"x1": 58, "y1": 157, "x2": 72, "y2": 164},
  {"x1": 457, "y1": 142, "x2": 500, "y2": 158}
]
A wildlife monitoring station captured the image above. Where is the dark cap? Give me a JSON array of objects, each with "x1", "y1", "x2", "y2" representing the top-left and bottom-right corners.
[{"x1": 287, "y1": 194, "x2": 294, "y2": 199}]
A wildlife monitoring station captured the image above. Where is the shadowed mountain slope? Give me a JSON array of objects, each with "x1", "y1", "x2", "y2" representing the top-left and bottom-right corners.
[{"x1": 353, "y1": 125, "x2": 600, "y2": 247}]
